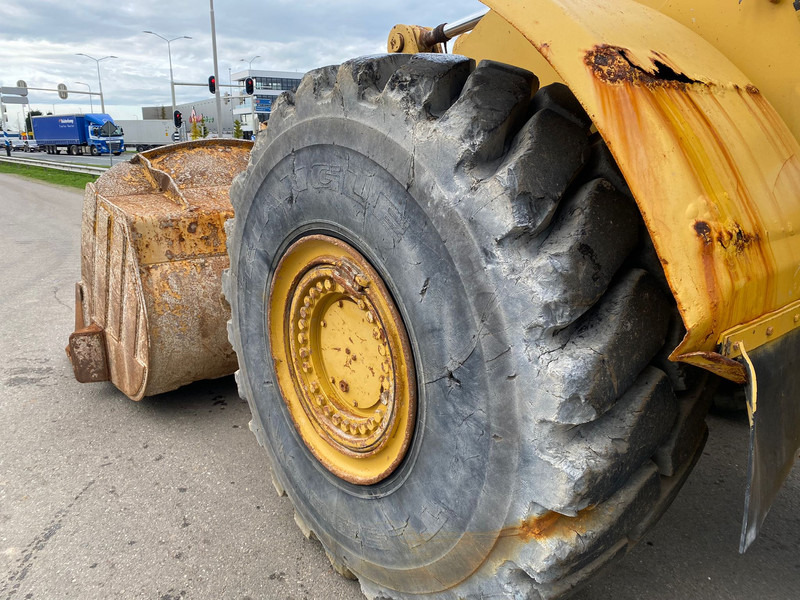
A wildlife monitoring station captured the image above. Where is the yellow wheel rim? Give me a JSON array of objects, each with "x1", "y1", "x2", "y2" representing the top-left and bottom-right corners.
[{"x1": 268, "y1": 235, "x2": 416, "y2": 485}]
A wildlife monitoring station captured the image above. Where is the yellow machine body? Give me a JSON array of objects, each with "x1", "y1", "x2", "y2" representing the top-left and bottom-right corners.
[
  {"x1": 67, "y1": 140, "x2": 251, "y2": 400},
  {"x1": 401, "y1": 0, "x2": 800, "y2": 547},
  {"x1": 442, "y1": 0, "x2": 800, "y2": 383}
]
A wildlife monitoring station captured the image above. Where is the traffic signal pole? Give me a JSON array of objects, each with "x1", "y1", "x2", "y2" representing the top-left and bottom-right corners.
[{"x1": 209, "y1": 0, "x2": 224, "y2": 137}]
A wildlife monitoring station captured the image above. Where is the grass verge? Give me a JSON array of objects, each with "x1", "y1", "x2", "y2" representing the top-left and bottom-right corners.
[{"x1": 0, "y1": 161, "x2": 98, "y2": 189}]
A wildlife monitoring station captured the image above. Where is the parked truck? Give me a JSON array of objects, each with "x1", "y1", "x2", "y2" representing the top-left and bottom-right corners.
[
  {"x1": 2, "y1": 131, "x2": 40, "y2": 152},
  {"x1": 32, "y1": 113, "x2": 124, "y2": 156},
  {"x1": 115, "y1": 119, "x2": 173, "y2": 152},
  {"x1": 66, "y1": 1, "x2": 800, "y2": 599}
]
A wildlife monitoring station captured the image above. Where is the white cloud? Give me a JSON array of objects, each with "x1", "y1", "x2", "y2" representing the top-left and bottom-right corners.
[{"x1": 0, "y1": 0, "x2": 484, "y2": 127}]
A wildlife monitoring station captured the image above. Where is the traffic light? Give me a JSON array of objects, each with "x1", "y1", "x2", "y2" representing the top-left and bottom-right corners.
[
  {"x1": 245, "y1": 77, "x2": 254, "y2": 95},
  {"x1": 173, "y1": 110, "x2": 182, "y2": 128},
  {"x1": 208, "y1": 75, "x2": 216, "y2": 94}
]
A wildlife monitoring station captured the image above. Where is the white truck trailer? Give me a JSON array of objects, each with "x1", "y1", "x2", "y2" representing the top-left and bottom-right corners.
[{"x1": 115, "y1": 119, "x2": 173, "y2": 152}]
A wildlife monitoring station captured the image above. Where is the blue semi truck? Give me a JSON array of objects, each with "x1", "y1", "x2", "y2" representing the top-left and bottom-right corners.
[{"x1": 32, "y1": 113, "x2": 125, "y2": 156}]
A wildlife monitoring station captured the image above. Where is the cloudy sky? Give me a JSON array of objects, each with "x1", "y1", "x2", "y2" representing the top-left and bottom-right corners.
[{"x1": 0, "y1": 0, "x2": 484, "y2": 127}]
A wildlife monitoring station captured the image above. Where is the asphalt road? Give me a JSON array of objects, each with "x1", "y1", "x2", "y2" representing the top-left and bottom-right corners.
[{"x1": 1, "y1": 173, "x2": 798, "y2": 600}]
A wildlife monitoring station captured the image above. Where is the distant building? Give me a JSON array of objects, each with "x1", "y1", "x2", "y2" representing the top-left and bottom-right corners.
[
  {"x1": 141, "y1": 68, "x2": 304, "y2": 138},
  {"x1": 142, "y1": 96, "x2": 235, "y2": 135},
  {"x1": 230, "y1": 69, "x2": 303, "y2": 136}
]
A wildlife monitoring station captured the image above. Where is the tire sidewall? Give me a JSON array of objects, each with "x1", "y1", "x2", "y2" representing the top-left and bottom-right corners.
[{"x1": 232, "y1": 118, "x2": 519, "y2": 591}]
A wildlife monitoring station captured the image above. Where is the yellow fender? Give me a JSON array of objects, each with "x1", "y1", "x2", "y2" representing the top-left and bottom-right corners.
[{"x1": 456, "y1": 0, "x2": 800, "y2": 382}]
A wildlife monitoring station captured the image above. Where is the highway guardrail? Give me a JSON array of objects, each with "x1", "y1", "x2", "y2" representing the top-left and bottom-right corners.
[{"x1": 0, "y1": 155, "x2": 109, "y2": 176}]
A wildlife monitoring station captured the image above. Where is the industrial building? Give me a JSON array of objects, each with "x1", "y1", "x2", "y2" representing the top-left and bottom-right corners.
[{"x1": 141, "y1": 68, "x2": 303, "y2": 138}]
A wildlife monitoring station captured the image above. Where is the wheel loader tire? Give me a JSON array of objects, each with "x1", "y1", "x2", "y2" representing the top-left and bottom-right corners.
[{"x1": 225, "y1": 55, "x2": 710, "y2": 599}]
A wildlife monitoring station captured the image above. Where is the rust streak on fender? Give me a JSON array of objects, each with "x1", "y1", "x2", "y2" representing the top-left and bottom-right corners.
[{"x1": 583, "y1": 52, "x2": 799, "y2": 374}]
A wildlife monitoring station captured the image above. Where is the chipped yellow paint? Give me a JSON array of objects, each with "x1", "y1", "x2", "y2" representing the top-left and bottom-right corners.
[{"x1": 636, "y1": 0, "x2": 800, "y2": 143}]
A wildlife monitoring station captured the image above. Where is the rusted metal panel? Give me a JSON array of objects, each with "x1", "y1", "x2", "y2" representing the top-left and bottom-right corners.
[
  {"x1": 66, "y1": 282, "x2": 109, "y2": 384},
  {"x1": 68, "y1": 325, "x2": 109, "y2": 383},
  {"x1": 477, "y1": 0, "x2": 800, "y2": 380},
  {"x1": 68, "y1": 139, "x2": 252, "y2": 399},
  {"x1": 141, "y1": 255, "x2": 237, "y2": 397},
  {"x1": 636, "y1": 0, "x2": 800, "y2": 144}
]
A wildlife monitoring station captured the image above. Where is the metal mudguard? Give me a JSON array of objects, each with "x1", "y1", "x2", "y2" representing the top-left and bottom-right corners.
[{"x1": 739, "y1": 330, "x2": 800, "y2": 551}]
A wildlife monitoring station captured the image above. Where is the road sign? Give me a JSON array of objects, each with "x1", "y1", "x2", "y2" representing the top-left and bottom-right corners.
[
  {"x1": 172, "y1": 131, "x2": 181, "y2": 142},
  {"x1": 254, "y1": 96, "x2": 273, "y2": 113},
  {"x1": 57, "y1": 83, "x2": 68, "y2": 100},
  {"x1": 0, "y1": 86, "x2": 27, "y2": 96},
  {"x1": 16, "y1": 80, "x2": 27, "y2": 89},
  {"x1": 0, "y1": 96, "x2": 27, "y2": 104}
]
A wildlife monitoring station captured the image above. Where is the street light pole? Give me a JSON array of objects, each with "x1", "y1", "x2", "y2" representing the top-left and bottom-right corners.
[
  {"x1": 209, "y1": 0, "x2": 224, "y2": 136},
  {"x1": 76, "y1": 54, "x2": 117, "y2": 113},
  {"x1": 228, "y1": 66, "x2": 235, "y2": 127},
  {"x1": 74, "y1": 81, "x2": 93, "y2": 112},
  {"x1": 241, "y1": 55, "x2": 260, "y2": 137},
  {"x1": 142, "y1": 31, "x2": 191, "y2": 126}
]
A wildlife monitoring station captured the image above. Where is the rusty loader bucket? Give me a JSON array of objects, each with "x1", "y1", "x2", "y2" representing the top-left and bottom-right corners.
[{"x1": 66, "y1": 139, "x2": 252, "y2": 400}]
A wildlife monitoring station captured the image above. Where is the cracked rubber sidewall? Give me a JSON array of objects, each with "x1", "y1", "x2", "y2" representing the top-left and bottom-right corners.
[{"x1": 234, "y1": 126, "x2": 520, "y2": 593}]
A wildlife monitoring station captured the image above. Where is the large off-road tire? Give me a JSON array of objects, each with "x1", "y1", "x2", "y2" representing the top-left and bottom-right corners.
[{"x1": 225, "y1": 55, "x2": 710, "y2": 599}]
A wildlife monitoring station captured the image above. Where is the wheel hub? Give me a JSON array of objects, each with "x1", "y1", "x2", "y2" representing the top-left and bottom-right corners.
[{"x1": 269, "y1": 235, "x2": 416, "y2": 485}]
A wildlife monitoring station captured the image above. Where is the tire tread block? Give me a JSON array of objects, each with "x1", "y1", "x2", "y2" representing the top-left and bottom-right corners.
[
  {"x1": 492, "y1": 109, "x2": 589, "y2": 239},
  {"x1": 384, "y1": 55, "x2": 474, "y2": 118},
  {"x1": 530, "y1": 82, "x2": 592, "y2": 131},
  {"x1": 438, "y1": 60, "x2": 538, "y2": 167},
  {"x1": 516, "y1": 463, "x2": 660, "y2": 587},
  {"x1": 525, "y1": 367, "x2": 678, "y2": 514},
  {"x1": 536, "y1": 269, "x2": 671, "y2": 425},
  {"x1": 653, "y1": 383, "x2": 713, "y2": 476},
  {"x1": 521, "y1": 178, "x2": 640, "y2": 332}
]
